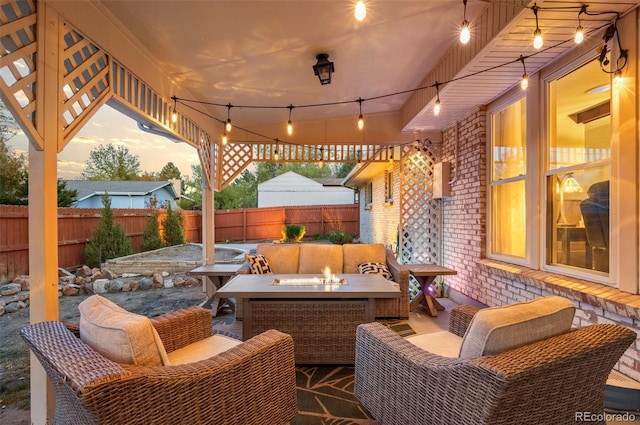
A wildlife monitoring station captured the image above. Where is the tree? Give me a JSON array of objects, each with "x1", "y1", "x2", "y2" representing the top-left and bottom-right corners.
[
  {"x1": 57, "y1": 179, "x2": 78, "y2": 207},
  {"x1": 81, "y1": 144, "x2": 141, "y2": 180},
  {"x1": 162, "y1": 203, "x2": 185, "y2": 246},
  {"x1": 84, "y1": 194, "x2": 134, "y2": 267},
  {"x1": 159, "y1": 162, "x2": 182, "y2": 181},
  {"x1": 178, "y1": 164, "x2": 202, "y2": 210},
  {"x1": 334, "y1": 162, "x2": 357, "y2": 178},
  {"x1": 140, "y1": 211, "x2": 165, "y2": 251},
  {"x1": 0, "y1": 139, "x2": 28, "y2": 205}
]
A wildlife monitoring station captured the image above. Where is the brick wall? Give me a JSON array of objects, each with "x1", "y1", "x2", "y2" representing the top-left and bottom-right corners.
[
  {"x1": 439, "y1": 106, "x2": 640, "y2": 381},
  {"x1": 359, "y1": 163, "x2": 400, "y2": 247}
]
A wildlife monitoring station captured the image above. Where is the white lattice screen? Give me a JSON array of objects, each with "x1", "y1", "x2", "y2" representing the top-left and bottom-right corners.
[{"x1": 399, "y1": 143, "x2": 442, "y2": 265}]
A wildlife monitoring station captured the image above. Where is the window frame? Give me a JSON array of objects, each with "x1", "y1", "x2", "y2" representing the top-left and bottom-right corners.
[{"x1": 384, "y1": 169, "x2": 394, "y2": 204}]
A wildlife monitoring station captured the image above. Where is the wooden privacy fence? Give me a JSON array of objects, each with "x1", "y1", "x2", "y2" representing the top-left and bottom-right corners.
[
  {"x1": 0, "y1": 204, "x2": 358, "y2": 279},
  {"x1": 0, "y1": 206, "x2": 202, "y2": 280},
  {"x1": 214, "y1": 204, "x2": 359, "y2": 243}
]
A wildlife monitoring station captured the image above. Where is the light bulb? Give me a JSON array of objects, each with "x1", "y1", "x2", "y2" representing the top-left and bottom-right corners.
[
  {"x1": 274, "y1": 150, "x2": 279, "y2": 161},
  {"x1": 358, "y1": 114, "x2": 364, "y2": 130},
  {"x1": 318, "y1": 160, "x2": 324, "y2": 169},
  {"x1": 355, "y1": 1, "x2": 366, "y2": 21},
  {"x1": 434, "y1": 99, "x2": 441, "y2": 116},
  {"x1": 171, "y1": 111, "x2": 178, "y2": 123},
  {"x1": 533, "y1": 29, "x2": 543, "y2": 49},
  {"x1": 521, "y1": 74, "x2": 529, "y2": 90},
  {"x1": 225, "y1": 118, "x2": 232, "y2": 132},
  {"x1": 460, "y1": 21, "x2": 470, "y2": 44},
  {"x1": 613, "y1": 71, "x2": 623, "y2": 85},
  {"x1": 574, "y1": 26, "x2": 584, "y2": 44},
  {"x1": 221, "y1": 133, "x2": 228, "y2": 146},
  {"x1": 287, "y1": 120, "x2": 293, "y2": 136}
]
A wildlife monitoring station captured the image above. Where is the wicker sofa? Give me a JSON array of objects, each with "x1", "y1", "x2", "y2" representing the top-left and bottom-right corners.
[
  {"x1": 21, "y1": 302, "x2": 298, "y2": 425},
  {"x1": 238, "y1": 242, "x2": 410, "y2": 319},
  {"x1": 354, "y1": 297, "x2": 636, "y2": 425}
]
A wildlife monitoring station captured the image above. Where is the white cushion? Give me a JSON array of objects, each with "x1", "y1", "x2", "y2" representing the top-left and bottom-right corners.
[
  {"x1": 78, "y1": 295, "x2": 170, "y2": 366},
  {"x1": 167, "y1": 334, "x2": 242, "y2": 365},
  {"x1": 406, "y1": 331, "x2": 462, "y2": 358},
  {"x1": 458, "y1": 296, "x2": 575, "y2": 359}
]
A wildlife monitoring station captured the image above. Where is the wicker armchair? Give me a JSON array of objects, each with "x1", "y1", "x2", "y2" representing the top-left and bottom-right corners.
[
  {"x1": 354, "y1": 304, "x2": 635, "y2": 425},
  {"x1": 21, "y1": 306, "x2": 298, "y2": 425}
]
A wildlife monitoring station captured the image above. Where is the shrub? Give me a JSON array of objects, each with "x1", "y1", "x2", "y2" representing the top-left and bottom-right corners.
[
  {"x1": 281, "y1": 224, "x2": 306, "y2": 242},
  {"x1": 85, "y1": 194, "x2": 134, "y2": 267},
  {"x1": 162, "y1": 203, "x2": 185, "y2": 246},
  {"x1": 140, "y1": 211, "x2": 165, "y2": 252},
  {"x1": 328, "y1": 230, "x2": 354, "y2": 245}
]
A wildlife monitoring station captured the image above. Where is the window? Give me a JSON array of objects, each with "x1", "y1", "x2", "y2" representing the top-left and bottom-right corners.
[
  {"x1": 384, "y1": 170, "x2": 393, "y2": 203},
  {"x1": 364, "y1": 182, "x2": 373, "y2": 208},
  {"x1": 489, "y1": 97, "x2": 527, "y2": 259},
  {"x1": 545, "y1": 57, "x2": 610, "y2": 275}
]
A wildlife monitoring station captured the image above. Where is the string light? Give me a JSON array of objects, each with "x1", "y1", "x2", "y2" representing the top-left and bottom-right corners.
[
  {"x1": 389, "y1": 146, "x2": 394, "y2": 164},
  {"x1": 221, "y1": 130, "x2": 228, "y2": 146},
  {"x1": 171, "y1": 96, "x2": 178, "y2": 123},
  {"x1": 532, "y1": 5, "x2": 543, "y2": 49},
  {"x1": 433, "y1": 82, "x2": 441, "y2": 116},
  {"x1": 171, "y1": 3, "x2": 629, "y2": 151},
  {"x1": 286, "y1": 104, "x2": 294, "y2": 136},
  {"x1": 318, "y1": 146, "x2": 324, "y2": 169},
  {"x1": 225, "y1": 104, "x2": 233, "y2": 132},
  {"x1": 355, "y1": 0, "x2": 366, "y2": 21},
  {"x1": 575, "y1": 5, "x2": 587, "y2": 44},
  {"x1": 459, "y1": 0, "x2": 470, "y2": 44},
  {"x1": 274, "y1": 139, "x2": 280, "y2": 160},
  {"x1": 519, "y1": 55, "x2": 529, "y2": 90},
  {"x1": 357, "y1": 97, "x2": 364, "y2": 130}
]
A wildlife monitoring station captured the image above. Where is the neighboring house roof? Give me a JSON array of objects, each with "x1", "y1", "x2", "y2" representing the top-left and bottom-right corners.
[
  {"x1": 312, "y1": 178, "x2": 344, "y2": 187},
  {"x1": 63, "y1": 180, "x2": 178, "y2": 203}
]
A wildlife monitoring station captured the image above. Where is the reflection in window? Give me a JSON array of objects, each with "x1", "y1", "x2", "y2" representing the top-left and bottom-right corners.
[
  {"x1": 490, "y1": 97, "x2": 526, "y2": 259},
  {"x1": 546, "y1": 57, "x2": 611, "y2": 274}
]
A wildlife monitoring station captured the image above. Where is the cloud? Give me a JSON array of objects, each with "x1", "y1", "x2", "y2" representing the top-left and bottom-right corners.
[{"x1": 71, "y1": 136, "x2": 100, "y2": 145}]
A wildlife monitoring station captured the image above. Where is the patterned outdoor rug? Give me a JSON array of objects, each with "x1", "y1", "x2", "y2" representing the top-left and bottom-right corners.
[{"x1": 212, "y1": 315, "x2": 414, "y2": 425}]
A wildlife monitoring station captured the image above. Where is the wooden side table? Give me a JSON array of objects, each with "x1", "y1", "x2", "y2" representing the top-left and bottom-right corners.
[
  {"x1": 189, "y1": 264, "x2": 243, "y2": 316},
  {"x1": 406, "y1": 264, "x2": 457, "y2": 317}
]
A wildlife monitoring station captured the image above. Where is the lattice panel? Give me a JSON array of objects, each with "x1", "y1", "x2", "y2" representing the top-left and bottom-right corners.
[
  {"x1": 220, "y1": 142, "x2": 254, "y2": 187},
  {"x1": 198, "y1": 132, "x2": 213, "y2": 189},
  {"x1": 399, "y1": 144, "x2": 442, "y2": 266},
  {"x1": 60, "y1": 27, "x2": 110, "y2": 143},
  {"x1": 0, "y1": 0, "x2": 40, "y2": 146}
]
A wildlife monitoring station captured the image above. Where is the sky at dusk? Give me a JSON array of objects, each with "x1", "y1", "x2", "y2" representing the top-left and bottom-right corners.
[{"x1": 7, "y1": 104, "x2": 200, "y2": 180}]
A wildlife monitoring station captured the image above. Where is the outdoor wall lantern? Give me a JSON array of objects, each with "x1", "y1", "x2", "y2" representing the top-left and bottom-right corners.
[{"x1": 313, "y1": 53, "x2": 335, "y2": 85}]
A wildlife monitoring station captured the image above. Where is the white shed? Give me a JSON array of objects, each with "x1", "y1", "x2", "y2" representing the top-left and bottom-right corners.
[{"x1": 258, "y1": 171, "x2": 355, "y2": 207}]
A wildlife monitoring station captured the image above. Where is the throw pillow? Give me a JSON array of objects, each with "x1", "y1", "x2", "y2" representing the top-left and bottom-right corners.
[
  {"x1": 78, "y1": 295, "x2": 170, "y2": 366},
  {"x1": 245, "y1": 253, "x2": 272, "y2": 274},
  {"x1": 458, "y1": 296, "x2": 576, "y2": 359},
  {"x1": 358, "y1": 262, "x2": 394, "y2": 281}
]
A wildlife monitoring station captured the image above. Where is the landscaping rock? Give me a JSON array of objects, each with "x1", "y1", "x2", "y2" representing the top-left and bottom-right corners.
[
  {"x1": 59, "y1": 275, "x2": 76, "y2": 286},
  {"x1": 163, "y1": 279, "x2": 174, "y2": 289},
  {"x1": 0, "y1": 283, "x2": 21, "y2": 296},
  {"x1": 93, "y1": 279, "x2": 110, "y2": 294},
  {"x1": 5, "y1": 302, "x2": 21, "y2": 314},
  {"x1": 102, "y1": 268, "x2": 118, "y2": 280},
  {"x1": 142, "y1": 270, "x2": 154, "y2": 277},
  {"x1": 139, "y1": 277, "x2": 153, "y2": 290},
  {"x1": 90, "y1": 271, "x2": 103, "y2": 281},
  {"x1": 186, "y1": 277, "x2": 200, "y2": 287},
  {"x1": 122, "y1": 273, "x2": 141, "y2": 278},
  {"x1": 0, "y1": 305, "x2": 4, "y2": 316},
  {"x1": 58, "y1": 268, "x2": 75, "y2": 278},
  {"x1": 82, "y1": 282, "x2": 94, "y2": 295},
  {"x1": 62, "y1": 284, "x2": 81, "y2": 296},
  {"x1": 76, "y1": 265, "x2": 93, "y2": 278},
  {"x1": 108, "y1": 280, "x2": 124, "y2": 293},
  {"x1": 152, "y1": 271, "x2": 164, "y2": 288},
  {"x1": 12, "y1": 275, "x2": 29, "y2": 291},
  {"x1": 173, "y1": 277, "x2": 186, "y2": 287}
]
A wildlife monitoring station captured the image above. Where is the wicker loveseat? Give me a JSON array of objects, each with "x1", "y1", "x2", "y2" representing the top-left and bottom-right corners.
[
  {"x1": 354, "y1": 297, "x2": 636, "y2": 425},
  {"x1": 238, "y1": 242, "x2": 410, "y2": 318},
  {"x1": 21, "y1": 301, "x2": 298, "y2": 425}
]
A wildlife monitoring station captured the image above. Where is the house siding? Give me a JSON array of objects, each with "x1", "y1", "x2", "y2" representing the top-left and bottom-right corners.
[{"x1": 358, "y1": 163, "x2": 400, "y2": 248}]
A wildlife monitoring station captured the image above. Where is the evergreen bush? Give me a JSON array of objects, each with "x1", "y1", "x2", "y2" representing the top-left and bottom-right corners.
[
  {"x1": 162, "y1": 203, "x2": 185, "y2": 246},
  {"x1": 328, "y1": 230, "x2": 354, "y2": 245},
  {"x1": 140, "y1": 211, "x2": 165, "y2": 252},
  {"x1": 281, "y1": 224, "x2": 306, "y2": 242},
  {"x1": 85, "y1": 194, "x2": 134, "y2": 267}
]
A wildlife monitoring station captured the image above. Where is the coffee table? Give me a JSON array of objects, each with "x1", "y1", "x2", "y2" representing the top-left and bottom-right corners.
[{"x1": 217, "y1": 273, "x2": 400, "y2": 364}]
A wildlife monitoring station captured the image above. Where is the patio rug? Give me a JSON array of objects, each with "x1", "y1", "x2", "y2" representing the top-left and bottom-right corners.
[{"x1": 212, "y1": 316, "x2": 414, "y2": 425}]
